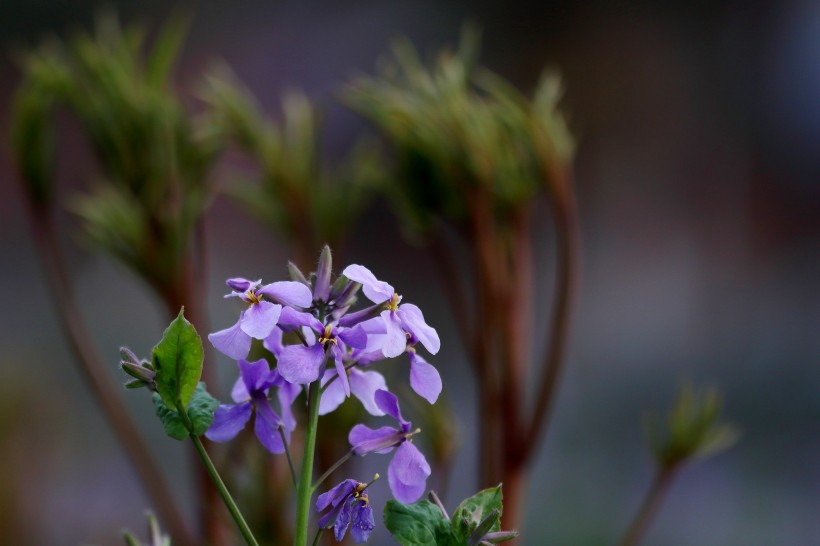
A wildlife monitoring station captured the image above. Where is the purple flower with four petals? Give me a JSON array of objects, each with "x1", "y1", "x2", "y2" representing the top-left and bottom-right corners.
[
  {"x1": 316, "y1": 479, "x2": 375, "y2": 543},
  {"x1": 208, "y1": 277, "x2": 313, "y2": 360},
  {"x1": 205, "y1": 359, "x2": 296, "y2": 454},
  {"x1": 349, "y1": 389, "x2": 431, "y2": 503}
]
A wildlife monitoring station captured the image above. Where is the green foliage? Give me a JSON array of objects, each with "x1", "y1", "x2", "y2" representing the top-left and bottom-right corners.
[
  {"x1": 200, "y1": 66, "x2": 384, "y2": 254},
  {"x1": 151, "y1": 309, "x2": 203, "y2": 410},
  {"x1": 10, "y1": 12, "x2": 219, "y2": 290},
  {"x1": 384, "y1": 500, "x2": 458, "y2": 546},
  {"x1": 644, "y1": 383, "x2": 740, "y2": 467},
  {"x1": 452, "y1": 485, "x2": 503, "y2": 539},
  {"x1": 385, "y1": 486, "x2": 517, "y2": 546},
  {"x1": 344, "y1": 26, "x2": 574, "y2": 238},
  {"x1": 153, "y1": 383, "x2": 218, "y2": 441}
]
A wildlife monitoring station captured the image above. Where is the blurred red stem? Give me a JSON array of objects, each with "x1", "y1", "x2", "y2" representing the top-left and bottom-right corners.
[
  {"x1": 26, "y1": 206, "x2": 196, "y2": 546},
  {"x1": 617, "y1": 464, "x2": 679, "y2": 546}
]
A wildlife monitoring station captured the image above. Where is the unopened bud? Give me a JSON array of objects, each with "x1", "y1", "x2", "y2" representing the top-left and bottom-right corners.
[
  {"x1": 313, "y1": 245, "x2": 333, "y2": 302},
  {"x1": 288, "y1": 261, "x2": 310, "y2": 286},
  {"x1": 226, "y1": 277, "x2": 252, "y2": 292}
]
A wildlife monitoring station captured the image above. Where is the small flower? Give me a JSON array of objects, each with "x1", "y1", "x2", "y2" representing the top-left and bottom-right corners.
[
  {"x1": 342, "y1": 265, "x2": 440, "y2": 359},
  {"x1": 319, "y1": 366, "x2": 388, "y2": 416},
  {"x1": 208, "y1": 277, "x2": 312, "y2": 360},
  {"x1": 274, "y1": 308, "x2": 369, "y2": 394},
  {"x1": 349, "y1": 389, "x2": 430, "y2": 503},
  {"x1": 205, "y1": 359, "x2": 294, "y2": 453},
  {"x1": 316, "y1": 478, "x2": 376, "y2": 543}
]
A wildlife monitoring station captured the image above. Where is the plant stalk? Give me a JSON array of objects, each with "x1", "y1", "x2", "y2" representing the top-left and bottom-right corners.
[
  {"x1": 294, "y1": 380, "x2": 322, "y2": 546},
  {"x1": 617, "y1": 464, "x2": 679, "y2": 546}
]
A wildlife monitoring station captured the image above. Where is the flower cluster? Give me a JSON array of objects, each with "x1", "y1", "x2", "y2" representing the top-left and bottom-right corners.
[{"x1": 205, "y1": 247, "x2": 442, "y2": 540}]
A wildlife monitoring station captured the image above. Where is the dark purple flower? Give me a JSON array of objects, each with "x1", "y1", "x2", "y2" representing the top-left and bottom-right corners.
[
  {"x1": 205, "y1": 359, "x2": 295, "y2": 454},
  {"x1": 349, "y1": 390, "x2": 431, "y2": 503},
  {"x1": 208, "y1": 277, "x2": 312, "y2": 360},
  {"x1": 316, "y1": 479, "x2": 375, "y2": 543},
  {"x1": 342, "y1": 265, "x2": 440, "y2": 359}
]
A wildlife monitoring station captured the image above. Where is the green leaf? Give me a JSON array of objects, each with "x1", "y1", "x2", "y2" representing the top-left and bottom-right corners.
[
  {"x1": 384, "y1": 500, "x2": 458, "y2": 546},
  {"x1": 153, "y1": 383, "x2": 218, "y2": 441},
  {"x1": 452, "y1": 484, "x2": 503, "y2": 540},
  {"x1": 151, "y1": 308, "x2": 203, "y2": 410}
]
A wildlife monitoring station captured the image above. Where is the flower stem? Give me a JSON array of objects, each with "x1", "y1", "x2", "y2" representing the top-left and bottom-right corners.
[
  {"x1": 179, "y1": 408, "x2": 260, "y2": 546},
  {"x1": 312, "y1": 449, "x2": 354, "y2": 492},
  {"x1": 279, "y1": 424, "x2": 298, "y2": 491},
  {"x1": 617, "y1": 464, "x2": 679, "y2": 546},
  {"x1": 311, "y1": 529, "x2": 324, "y2": 546},
  {"x1": 294, "y1": 381, "x2": 322, "y2": 546}
]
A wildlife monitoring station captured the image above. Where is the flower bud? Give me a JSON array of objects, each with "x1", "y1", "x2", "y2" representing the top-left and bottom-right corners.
[
  {"x1": 313, "y1": 245, "x2": 333, "y2": 302},
  {"x1": 287, "y1": 261, "x2": 310, "y2": 286}
]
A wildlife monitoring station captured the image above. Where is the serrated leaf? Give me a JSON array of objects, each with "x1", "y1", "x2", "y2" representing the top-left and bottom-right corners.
[
  {"x1": 384, "y1": 499, "x2": 458, "y2": 546},
  {"x1": 153, "y1": 383, "x2": 218, "y2": 441},
  {"x1": 151, "y1": 308, "x2": 203, "y2": 410},
  {"x1": 452, "y1": 484, "x2": 503, "y2": 540}
]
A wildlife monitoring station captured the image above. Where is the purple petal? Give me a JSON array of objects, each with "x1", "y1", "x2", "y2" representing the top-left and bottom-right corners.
[
  {"x1": 277, "y1": 344, "x2": 325, "y2": 385},
  {"x1": 349, "y1": 424, "x2": 402, "y2": 455},
  {"x1": 277, "y1": 307, "x2": 323, "y2": 333},
  {"x1": 342, "y1": 264, "x2": 394, "y2": 304},
  {"x1": 333, "y1": 500, "x2": 352, "y2": 542},
  {"x1": 380, "y1": 310, "x2": 408, "y2": 358},
  {"x1": 238, "y1": 359, "x2": 273, "y2": 394},
  {"x1": 374, "y1": 389, "x2": 407, "y2": 426},
  {"x1": 277, "y1": 381, "x2": 301, "y2": 433},
  {"x1": 319, "y1": 369, "x2": 346, "y2": 416},
  {"x1": 253, "y1": 397, "x2": 285, "y2": 454},
  {"x1": 349, "y1": 501, "x2": 375, "y2": 543},
  {"x1": 239, "y1": 301, "x2": 282, "y2": 339},
  {"x1": 397, "y1": 304, "x2": 440, "y2": 355},
  {"x1": 388, "y1": 442, "x2": 431, "y2": 503},
  {"x1": 225, "y1": 277, "x2": 256, "y2": 292},
  {"x1": 339, "y1": 324, "x2": 368, "y2": 350},
  {"x1": 316, "y1": 479, "x2": 357, "y2": 513},
  {"x1": 332, "y1": 350, "x2": 351, "y2": 397},
  {"x1": 349, "y1": 369, "x2": 387, "y2": 416},
  {"x1": 209, "y1": 317, "x2": 252, "y2": 360},
  {"x1": 259, "y1": 281, "x2": 313, "y2": 308},
  {"x1": 205, "y1": 402, "x2": 252, "y2": 442},
  {"x1": 409, "y1": 352, "x2": 442, "y2": 404},
  {"x1": 230, "y1": 375, "x2": 249, "y2": 403},
  {"x1": 263, "y1": 326, "x2": 284, "y2": 356}
]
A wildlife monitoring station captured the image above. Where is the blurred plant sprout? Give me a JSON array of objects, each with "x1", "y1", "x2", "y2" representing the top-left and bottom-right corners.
[
  {"x1": 201, "y1": 66, "x2": 384, "y2": 267},
  {"x1": 345, "y1": 26, "x2": 578, "y2": 527},
  {"x1": 618, "y1": 383, "x2": 740, "y2": 546},
  {"x1": 123, "y1": 512, "x2": 171, "y2": 546}
]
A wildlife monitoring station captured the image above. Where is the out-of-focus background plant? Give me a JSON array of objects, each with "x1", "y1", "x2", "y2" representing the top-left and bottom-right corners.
[{"x1": 1, "y1": 1, "x2": 819, "y2": 545}]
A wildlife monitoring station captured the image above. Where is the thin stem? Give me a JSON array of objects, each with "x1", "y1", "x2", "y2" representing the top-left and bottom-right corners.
[
  {"x1": 311, "y1": 529, "x2": 324, "y2": 546},
  {"x1": 312, "y1": 449, "x2": 354, "y2": 492},
  {"x1": 526, "y1": 170, "x2": 581, "y2": 449},
  {"x1": 279, "y1": 424, "x2": 298, "y2": 490},
  {"x1": 617, "y1": 465, "x2": 679, "y2": 546},
  {"x1": 294, "y1": 381, "x2": 322, "y2": 546},
  {"x1": 180, "y1": 407, "x2": 260, "y2": 546},
  {"x1": 26, "y1": 209, "x2": 195, "y2": 546}
]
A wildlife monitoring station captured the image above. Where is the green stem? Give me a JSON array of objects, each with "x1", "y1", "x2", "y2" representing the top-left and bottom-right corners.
[
  {"x1": 295, "y1": 381, "x2": 322, "y2": 546},
  {"x1": 279, "y1": 424, "x2": 298, "y2": 490},
  {"x1": 180, "y1": 407, "x2": 260, "y2": 546},
  {"x1": 311, "y1": 529, "x2": 324, "y2": 546},
  {"x1": 312, "y1": 449, "x2": 354, "y2": 492}
]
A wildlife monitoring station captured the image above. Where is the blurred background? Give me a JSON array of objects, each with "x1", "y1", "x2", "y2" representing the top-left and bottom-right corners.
[{"x1": 1, "y1": 0, "x2": 819, "y2": 544}]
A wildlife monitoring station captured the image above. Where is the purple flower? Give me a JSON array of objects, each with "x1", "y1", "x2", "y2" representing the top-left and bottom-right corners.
[
  {"x1": 208, "y1": 277, "x2": 312, "y2": 360},
  {"x1": 316, "y1": 479, "x2": 375, "y2": 543},
  {"x1": 205, "y1": 359, "x2": 295, "y2": 454},
  {"x1": 342, "y1": 265, "x2": 440, "y2": 359},
  {"x1": 349, "y1": 390, "x2": 431, "y2": 503},
  {"x1": 274, "y1": 308, "x2": 369, "y2": 394},
  {"x1": 319, "y1": 367, "x2": 388, "y2": 416}
]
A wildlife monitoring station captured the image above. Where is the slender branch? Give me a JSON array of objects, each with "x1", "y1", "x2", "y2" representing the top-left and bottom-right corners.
[
  {"x1": 312, "y1": 449, "x2": 354, "y2": 492},
  {"x1": 617, "y1": 464, "x2": 679, "y2": 546},
  {"x1": 294, "y1": 381, "x2": 322, "y2": 546},
  {"x1": 180, "y1": 407, "x2": 260, "y2": 546},
  {"x1": 311, "y1": 529, "x2": 324, "y2": 546},
  {"x1": 26, "y1": 207, "x2": 195, "y2": 546},
  {"x1": 525, "y1": 170, "x2": 581, "y2": 450},
  {"x1": 279, "y1": 424, "x2": 298, "y2": 490}
]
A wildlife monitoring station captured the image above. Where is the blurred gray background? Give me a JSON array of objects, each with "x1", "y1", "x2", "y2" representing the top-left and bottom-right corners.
[{"x1": 1, "y1": 0, "x2": 819, "y2": 544}]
